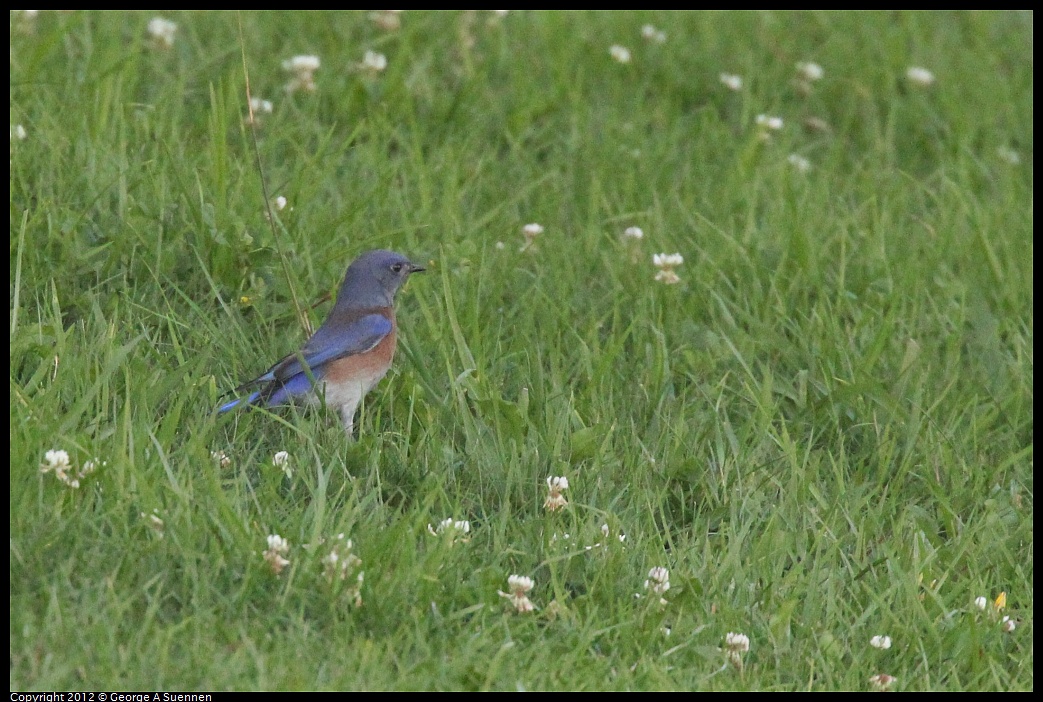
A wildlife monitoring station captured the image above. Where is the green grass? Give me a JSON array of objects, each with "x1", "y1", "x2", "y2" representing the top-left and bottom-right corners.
[{"x1": 10, "y1": 10, "x2": 1032, "y2": 691}]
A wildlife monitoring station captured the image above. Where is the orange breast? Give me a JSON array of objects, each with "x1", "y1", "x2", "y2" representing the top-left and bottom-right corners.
[{"x1": 323, "y1": 324, "x2": 397, "y2": 391}]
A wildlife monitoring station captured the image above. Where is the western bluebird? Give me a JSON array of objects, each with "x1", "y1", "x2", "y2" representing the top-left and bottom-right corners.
[{"x1": 218, "y1": 249, "x2": 425, "y2": 433}]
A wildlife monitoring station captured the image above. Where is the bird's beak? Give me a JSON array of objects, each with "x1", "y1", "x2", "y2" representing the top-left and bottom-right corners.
[{"x1": 409, "y1": 262, "x2": 426, "y2": 273}]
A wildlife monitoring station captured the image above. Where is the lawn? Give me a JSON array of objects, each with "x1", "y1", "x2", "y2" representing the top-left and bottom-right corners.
[{"x1": 10, "y1": 10, "x2": 1032, "y2": 691}]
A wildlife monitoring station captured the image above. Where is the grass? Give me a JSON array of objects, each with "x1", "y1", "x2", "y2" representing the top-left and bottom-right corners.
[{"x1": 10, "y1": 10, "x2": 1032, "y2": 691}]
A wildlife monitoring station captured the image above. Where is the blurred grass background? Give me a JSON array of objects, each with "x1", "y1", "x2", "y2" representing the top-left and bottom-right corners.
[{"x1": 10, "y1": 10, "x2": 1032, "y2": 691}]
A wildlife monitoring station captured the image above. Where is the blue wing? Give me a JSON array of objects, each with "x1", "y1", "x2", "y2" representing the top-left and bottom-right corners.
[
  {"x1": 267, "y1": 313, "x2": 392, "y2": 384},
  {"x1": 218, "y1": 313, "x2": 392, "y2": 413}
]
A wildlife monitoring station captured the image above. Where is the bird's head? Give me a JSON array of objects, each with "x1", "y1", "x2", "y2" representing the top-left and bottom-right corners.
[{"x1": 338, "y1": 249, "x2": 425, "y2": 307}]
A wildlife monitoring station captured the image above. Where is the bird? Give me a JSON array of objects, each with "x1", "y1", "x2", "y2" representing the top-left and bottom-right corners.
[{"x1": 218, "y1": 249, "x2": 425, "y2": 433}]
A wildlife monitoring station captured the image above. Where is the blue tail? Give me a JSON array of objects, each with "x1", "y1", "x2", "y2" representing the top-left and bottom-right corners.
[
  {"x1": 218, "y1": 390, "x2": 262, "y2": 414},
  {"x1": 217, "y1": 373, "x2": 315, "y2": 414}
]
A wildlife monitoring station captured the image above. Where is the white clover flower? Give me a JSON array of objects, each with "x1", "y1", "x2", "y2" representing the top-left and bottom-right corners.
[
  {"x1": 246, "y1": 97, "x2": 273, "y2": 123},
  {"x1": 368, "y1": 10, "x2": 402, "y2": 31},
  {"x1": 623, "y1": 226, "x2": 644, "y2": 240},
  {"x1": 494, "y1": 241, "x2": 506, "y2": 250},
  {"x1": 360, "y1": 50, "x2": 388, "y2": 73},
  {"x1": 81, "y1": 458, "x2": 105, "y2": 474},
  {"x1": 499, "y1": 574, "x2": 536, "y2": 613},
  {"x1": 272, "y1": 450, "x2": 292, "y2": 478},
  {"x1": 147, "y1": 17, "x2": 178, "y2": 49},
  {"x1": 427, "y1": 518, "x2": 472, "y2": 543},
  {"x1": 544, "y1": 475, "x2": 569, "y2": 512},
  {"x1": 755, "y1": 114, "x2": 784, "y2": 131},
  {"x1": 787, "y1": 153, "x2": 811, "y2": 174},
  {"x1": 870, "y1": 635, "x2": 892, "y2": 650},
  {"x1": 445, "y1": 518, "x2": 471, "y2": 534},
  {"x1": 906, "y1": 66, "x2": 935, "y2": 87},
  {"x1": 792, "y1": 63, "x2": 820, "y2": 96},
  {"x1": 795, "y1": 61, "x2": 824, "y2": 82},
  {"x1": 974, "y1": 596, "x2": 989, "y2": 611},
  {"x1": 652, "y1": 253, "x2": 683, "y2": 284},
  {"x1": 11, "y1": 124, "x2": 27, "y2": 141},
  {"x1": 1001, "y1": 616, "x2": 1016, "y2": 633},
  {"x1": 724, "y1": 631, "x2": 750, "y2": 669},
  {"x1": 284, "y1": 55, "x2": 321, "y2": 73},
  {"x1": 245, "y1": 97, "x2": 274, "y2": 126},
  {"x1": 211, "y1": 450, "x2": 231, "y2": 468},
  {"x1": 869, "y1": 673, "x2": 896, "y2": 690},
  {"x1": 509, "y1": 574, "x2": 534, "y2": 591},
  {"x1": 724, "y1": 631, "x2": 750, "y2": 653},
  {"x1": 40, "y1": 450, "x2": 101, "y2": 489},
  {"x1": 273, "y1": 196, "x2": 287, "y2": 212},
  {"x1": 609, "y1": 45, "x2": 632, "y2": 64},
  {"x1": 644, "y1": 567, "x2": 670, "y2": 604},
  {"x1": 322, "y1": 533, "x2": 363, "y2": 605},
  {"x1": 520, "y1": 222, "x2": 544, "y2": 251},
  {"x1": 641, "y1": 24, "x2": 666, "y2": 44},
  {"x1": 755, "y1": 114, "x2": 785, "y2": 142},
  {"x1": 996, "y1": 146, "x2": 1021, "y2": 165},
  {"x1": 653, "y1": 252, "x2": 683, "y2": 267},
  {"x1": 719, "y1": 73, "x2": 743, "y2": 92},
  {"x1": 41, "y1": 449, "x2": 71, "y2": 474},
  {"x1": 283, "y1": 55, "x2": 321, "y2": 94},
  {"x1": 263, "y1": 534, "x2": 291, "y2": 575}
]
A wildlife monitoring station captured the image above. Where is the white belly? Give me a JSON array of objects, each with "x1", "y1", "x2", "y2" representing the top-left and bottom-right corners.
[{"x1": 309, "y1": 369, "x2": 389, "y2": 432}]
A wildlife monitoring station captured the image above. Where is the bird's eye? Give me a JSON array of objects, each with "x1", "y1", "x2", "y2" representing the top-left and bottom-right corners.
[{"x1": 390, "y1": 263, "x2": 404, "y2": 273}]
